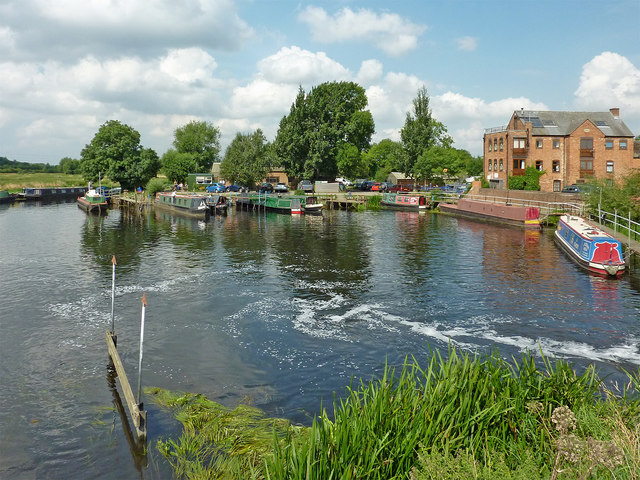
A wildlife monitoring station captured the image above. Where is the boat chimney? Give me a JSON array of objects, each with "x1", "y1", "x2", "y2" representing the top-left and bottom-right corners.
[{"x1": 610, "y1": 107, "x2": 620, "y2": 119}]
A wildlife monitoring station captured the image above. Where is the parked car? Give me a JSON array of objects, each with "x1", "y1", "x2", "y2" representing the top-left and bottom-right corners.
[
  {"x1": 335, "y1": 177, "x2": 353, "y2": 187},
  {"x1": 363, "y1": 181, "x2": 376, "y2": 191},
  {"x1": 274, "y1": 182, "x2": 288, "y2": 193},
  {"x1": 354, "y1": 179, "x2": 369, "y2": 190},
  {"x1": 561, "y1": 185, "x2": 582, "y2": 193},
  {"x1": 389, "y1": 184, "x2": 410, "y2": 193},
  {"x1": 258, "y1": 182, "x2": 274, "y2": 193},
  {"x1": 370, "y1": 182, "x2": 383, "y2": 191},
  {"x1": 206, "y1": 183, "x2": 226, "y2": 193},
  {"x1": 226, "y1": 184, "x2": 244, "y2": 192},
  {"x1": 298, "y1": 180, "x2": 313, "y2": 193}
]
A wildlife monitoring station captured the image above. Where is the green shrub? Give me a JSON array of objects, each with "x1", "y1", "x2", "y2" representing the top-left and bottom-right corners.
[{"x1": 146, "y1": 177, "x2": 171, "y2": 196}]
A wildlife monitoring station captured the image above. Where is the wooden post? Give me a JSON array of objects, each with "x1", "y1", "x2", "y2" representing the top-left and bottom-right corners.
[{"x1": 106, "y1": 330, "x2": 146, "y2": 439}]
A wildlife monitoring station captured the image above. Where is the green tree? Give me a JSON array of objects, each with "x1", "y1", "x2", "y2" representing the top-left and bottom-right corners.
[
  {"x1": 362, "y1": 139, "x2": 408, "y2": 180},
  {"x1": 161, "y1": 149, "x2": 196, "y2": 184},
  {"x1": 336, "y1": 144, "x2": 364, "y2": 180},
  {"x1": 173, "y1": 120, "x2": 221, "y2": 172},
  {"x1": 80, "y1": 120, "x2": 160, "y2": 190},
  {"x1": 59, "y1": 157, "x2": 81, "y2": 174},
  {"x1": 414, "y1": 147, "x2": 474, "y2": 184},
  {"x1": 274, "y1": 81, "x2": 374, "y2": 181},
  {"x1": 220, "y1": 129, "x2": 270, "y2": 188},
  {"x1": 400, "y1": 87, "x2": 452, "y2": 176}
]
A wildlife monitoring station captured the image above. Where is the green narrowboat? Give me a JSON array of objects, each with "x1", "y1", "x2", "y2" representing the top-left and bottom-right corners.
[
  {"x1": 77, "y1": 188, "x2": 108, "y2": 214},
  {"x1": 235, "y1": 193, "x2": 323, "y2": 214}
]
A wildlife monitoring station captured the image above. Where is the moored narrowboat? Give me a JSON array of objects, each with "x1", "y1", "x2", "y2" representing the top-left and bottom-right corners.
[
  {"x1": 18, "y1": 186, "x2": 88, "y2": 201},
  {"x1": 77, "y1": 189, "x2": 108, "y2": 214},
  {"x1": 381, "y1": 193, "x2": 429, "y2": 211},
  {"x1": 554, "y1": 215, "x2": 625, "y2": 277},
  {"x1": 155, "y1": 192, "x2": 210, "y2": 219},
  {"x1": 206, "y1": 195, "x2": 228, "y2": 216},
  {"x1": 0, "y1": 190, "x2": 16, "y2": 204},
  {"x1": 438, "y1": 199, "x2": 541, "y2": 229},
  {"x1": 235, "y1": 193, "x2": 322, "y2": 214}
]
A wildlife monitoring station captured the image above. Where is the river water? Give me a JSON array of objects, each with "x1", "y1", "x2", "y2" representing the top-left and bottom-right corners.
[{"x1": 1, "y1": 201, "x2": 639, "y2": 479}]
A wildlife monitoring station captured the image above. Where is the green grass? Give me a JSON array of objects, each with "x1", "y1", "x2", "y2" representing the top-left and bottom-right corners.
[
  {"x1": 0, "y1": 172, "x2": 87, "y2": 192},
  {"x1": 149, "y1": 348, "x2": 640, "y2": 480}
]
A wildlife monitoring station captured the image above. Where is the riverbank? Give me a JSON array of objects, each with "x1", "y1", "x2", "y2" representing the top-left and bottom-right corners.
[{"x1": 150, "y1": 349, "x2": 640, "y2": 480}]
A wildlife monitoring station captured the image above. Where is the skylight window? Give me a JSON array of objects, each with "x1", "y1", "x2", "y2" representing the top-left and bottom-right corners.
[
  {"x1": 595, "y1": 120, "x2": 608, "y2": 127},
  {"x1": 542, "y1": 120, "x2": 557, "y2": 127}
]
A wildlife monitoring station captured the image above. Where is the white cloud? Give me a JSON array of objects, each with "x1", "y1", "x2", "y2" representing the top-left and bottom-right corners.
[
  {"x1": 228, "y1": 79, "x2": 298, "y2": 118},
  {"x1": 574, "y1": 52, "x2": 640, "y2": 119},
  {"x1": 160, "y1": 48, "x2": 218, "y2": 83},
  {"x1": 357, "y1": 60, "x2": 384, "y2": 86},
  {"x1": 456, "y1": 36, "x2": 477, "y2": 52},
  {"x1": 298, "y1": 6, "x2": 426, "y2": 56},
  {"x1": 257, "y1": 46, "x2": 351, "y2": 84}
]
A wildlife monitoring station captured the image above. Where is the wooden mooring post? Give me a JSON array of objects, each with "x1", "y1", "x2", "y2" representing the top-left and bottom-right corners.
[{"x1": 105, "y1": 257, "x2": 147, "y2": 440}]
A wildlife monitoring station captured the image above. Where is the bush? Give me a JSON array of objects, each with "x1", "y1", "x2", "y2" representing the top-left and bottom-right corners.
[{"x1": 146, "y1": 177, "x2": 171, "y2": 196}]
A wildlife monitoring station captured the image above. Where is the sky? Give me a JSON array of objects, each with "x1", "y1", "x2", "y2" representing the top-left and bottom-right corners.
[{"x1": 1, "y1": 0, "x2": 639, "y2": 164}]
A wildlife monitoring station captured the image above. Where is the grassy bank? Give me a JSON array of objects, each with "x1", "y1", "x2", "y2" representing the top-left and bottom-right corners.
[
  {"x1": 149, "y1": 348, "x2": 640, "y2": 479},
  {"x1": 0, "y1": 172, "x2": 87, "y2": 191}
]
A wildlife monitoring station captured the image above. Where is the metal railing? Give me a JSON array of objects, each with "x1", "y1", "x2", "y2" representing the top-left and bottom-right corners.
[{"x1": 589, "y1": 207, "x2": 640, "y2": 244}]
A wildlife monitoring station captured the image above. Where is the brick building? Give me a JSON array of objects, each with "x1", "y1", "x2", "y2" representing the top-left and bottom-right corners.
[{"x1": 484, "y1": 108, "x2": 636, "y2": 192}]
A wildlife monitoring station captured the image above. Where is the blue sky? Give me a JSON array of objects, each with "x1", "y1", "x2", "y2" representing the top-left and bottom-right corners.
[{"x1": 1, "y1": 0, "x2": 639, "y2": 164}]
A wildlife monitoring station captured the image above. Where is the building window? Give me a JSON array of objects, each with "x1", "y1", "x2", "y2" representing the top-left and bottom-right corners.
[
  {"x1": 553, "y1": 180, "x2": 561, "y2": 192},
  {"x1": 620, "y1": 140, "x2": 627, "y2": 150},
  {"x1": 536, "y1": 139, "x2": 543, "y2": 149},
  {"x1": 493, "y1": 160, "x2": 498, "y2": 171},
  {"x1": 580, "y1": 159, "x2": 593, "y2": 171},
  {"x1": 499, "y1": 138, "x2": 504, "y2": 151},
  {"x1": 513, "y1": 138, "x2": 526, "y2": 149},
  {"x1": 552, "y1": 160, "x2": 560, "y2": 172},
  {"x1": 553, "y1": 139, "x2": 560, "y2": 149},
  {"x1": 488, "y1": 140, "x2": 493, "y2": 152},
  {"x1": 580, "y1": 137, "x2": 593, "y2": 149},
  {"x1": 535, "y1": 160, "x2": 543, "y2": 171},
  {"x1": 606, "y1": 161, "x2": 614, "y2": 173},
  {"x1": 605, "y1": 139, "x2": 613, "y2": 150},
  {"x1": 494, "y1": 139, "x2": 498, "y2": 151},
  {"x1": 488, "y1": 160, "x2": 492, "y2": 171},
  {"x1": 499, "y1": 159, "x2": 504, "y2": 171}
]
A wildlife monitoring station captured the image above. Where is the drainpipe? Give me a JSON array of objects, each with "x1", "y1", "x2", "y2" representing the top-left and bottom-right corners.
[{"x1": 506, "y1": 132, "x2": 509, "y2": 191}]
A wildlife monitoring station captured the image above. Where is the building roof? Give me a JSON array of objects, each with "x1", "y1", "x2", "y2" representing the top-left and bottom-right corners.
[{"x1": 515, "y1": 109, "x2": 634, "y2": 138}]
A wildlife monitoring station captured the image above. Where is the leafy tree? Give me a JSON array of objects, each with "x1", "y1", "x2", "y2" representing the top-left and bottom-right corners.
[
  {"x1": 362, "y1": 139, "x2": 408, "y2": 180},
  {"x1": 400, "y1": 86, "x2": 452, "y2": 176},
  {"x1": 59, "y1": 157, "x2": 81, "y2": 174},
  {"x1": 173, "y1": 120, "x2": 221, "y2": 172},
  {"x1": 465, "y1": 156, "x2": 484, "y2": 177},
  {"x1": 80, "y1": 120, "x2": 160, "y2": 190},
  {"x1": 220, "y1": 129, "x2": 270, "y2": 188},
  {"x1": 584, "y1": 173, "x2": 640, "y2": 222},
  {"x1": 274, "y1": 81, "x2": 375, "y2": 181},
  {"x1": 161, "y1": 149, "x2": 197, "y2": 183},
  {"x1": 414, "y1": 147, "x2": 475, "y2": 183},
  {"x1": 336, "y1": 144, "x2": 364, "y2": 180}
]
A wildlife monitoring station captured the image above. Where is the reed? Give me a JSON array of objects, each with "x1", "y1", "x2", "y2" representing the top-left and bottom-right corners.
[{"x1": 150, "y1": 348, "x2": 640, "y2": 480}]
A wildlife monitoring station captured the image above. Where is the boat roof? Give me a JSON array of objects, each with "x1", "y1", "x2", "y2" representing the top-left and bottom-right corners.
[{"x1": 560, "y1": 215, "x2": 620, "y2": 242}]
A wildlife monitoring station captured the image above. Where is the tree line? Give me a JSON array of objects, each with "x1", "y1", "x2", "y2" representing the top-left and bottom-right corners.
[{"x1": 4, "y1": 83, "x2": 483, "y2": 190}]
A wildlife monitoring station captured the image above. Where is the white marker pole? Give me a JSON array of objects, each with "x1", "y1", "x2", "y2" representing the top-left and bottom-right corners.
[
  {"x1": 137, "y1": 293, "x2": 147, "y2": 407},
  {"x1": 110, "y1": 256, "x2": 117, "y2": 334}
]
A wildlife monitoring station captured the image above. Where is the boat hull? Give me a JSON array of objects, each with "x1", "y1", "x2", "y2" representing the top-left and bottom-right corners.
[
  {"x1": 155, "y1": 193, "x2": 210, "y2": 219},
  {"x1": 77, "y1": 196, "x2": 108, "y2": 214},
  {"x1": 554, "y1": 215, "x2": 625, "y2": 277},
  {"x1": 439, "y1": 199, "x2": 541, "y2": 229}
]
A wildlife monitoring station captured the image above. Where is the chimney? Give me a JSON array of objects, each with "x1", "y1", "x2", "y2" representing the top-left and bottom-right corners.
[{"x1": 610, "y1": 107, "x2": 620, "y2": 118}]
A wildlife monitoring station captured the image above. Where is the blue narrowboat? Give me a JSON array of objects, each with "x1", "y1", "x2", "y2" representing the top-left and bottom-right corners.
[{"x1": 554, "y1": 215, "x2": 625, "y2": 277}]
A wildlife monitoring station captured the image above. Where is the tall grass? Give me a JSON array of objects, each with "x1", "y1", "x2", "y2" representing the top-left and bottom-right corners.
[
  {"x1": 0, "y1": 172, "x2": 87, "y2": 191},
  {"x1": 150, "y1": 348, "x2": 640, "y2": 480}
]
